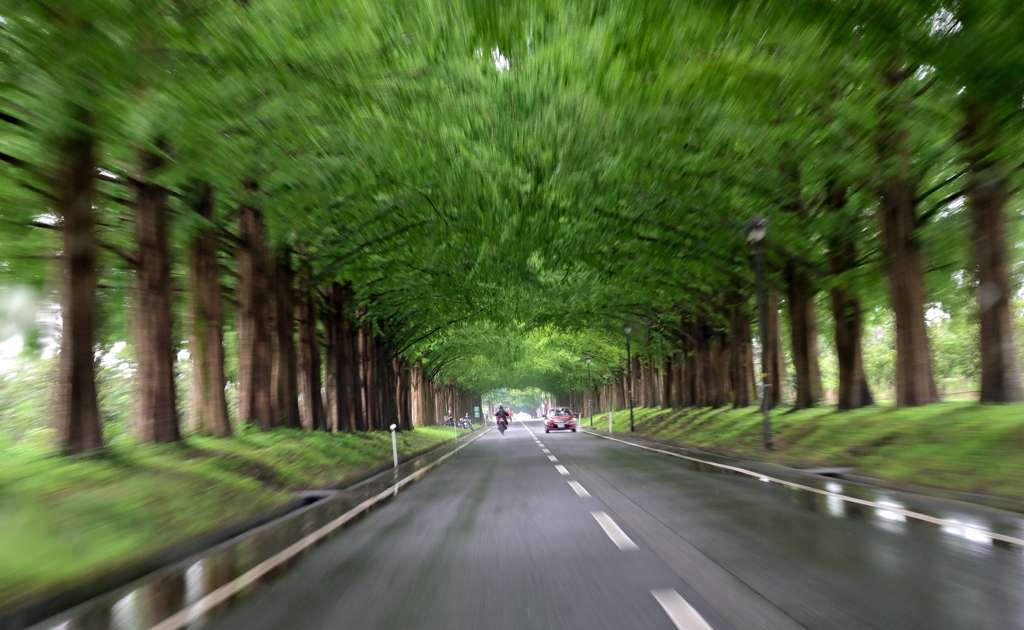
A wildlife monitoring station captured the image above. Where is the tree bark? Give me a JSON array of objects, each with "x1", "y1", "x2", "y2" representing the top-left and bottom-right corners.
[
  {"x1": 876, "y1": 67, "x2": 939, "y2": 407},
  {"x1": 330, "y1": 283, "x2": 356, "y2": 432},
  {"x1": 729, "y1": 304, "x2": 754, "y2": 407},
  {"x1": 187, "y1": 183, "x2": 231, "y2": 436},
  {"x1": 237, "y1": 205, "x2": 276, "y2": 428},
  {"x1": 827, "y1": 185, "x2": 874, "y2": 410},
  {"x1": 765, "y1": 290, "x2": 786, "y2": 408},
  {"x1": 877, "y1": 176, "x2": 939, "y2": 406},
  {"x1": 56, "y1": 118, "x2": 104, "y2": 454},
  {"x1": 363, "y1": 322, "x2": 378, "y2": 430},
  {"x1": 274, "y1": 260, "x2": 301, "y2": 428},
  {"x1": 323, "y1": 288, "x2": 339, "y2": 432},
  {"x1": 964, "y1": 101, "x2": 1024, "y2": 402},
  {"x1": 133, "y1": 149, "x2": 179, "y2": 443},
  {"x1": 296, "y1": 290, "x2": 326, "y2": 430},
  {"x1": 785, "y1": 264, "x2": 823, "y2": 409},
  {"x1": 662, "y1": 358, "x2": 672, "y2": 409},
  {"x1": 715, "y1": 332, "x2": 731, "y2": 408}
]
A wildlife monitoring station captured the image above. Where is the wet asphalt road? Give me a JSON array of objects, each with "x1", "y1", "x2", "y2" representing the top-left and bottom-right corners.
[{"x1": 200, "y1": 420, "x2": 1024, "y2": 630}]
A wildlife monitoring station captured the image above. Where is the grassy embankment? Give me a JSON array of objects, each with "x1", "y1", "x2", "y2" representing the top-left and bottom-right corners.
[
  {"x1": 587, "y1": 403, "x2": 1024, "y2": 501},
  {"x1": 0, "y1": 425, "x2": 471, "y2": 612}
]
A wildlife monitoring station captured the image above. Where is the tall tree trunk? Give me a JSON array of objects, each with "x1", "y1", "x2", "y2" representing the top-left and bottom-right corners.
[
  {"x1": 133, "y1": 149, "x2": 179, "y2": 443},
  {"x1": 237, "y1": 205, "x2": 275, "y2": 428},
  {"x1": 828, "y1": 185, "x2": 874, "y2": 410},
  {"x1": 332, "y1": 283, "x2": 359, "y2": 433},
  {"x1": 730, "y1": 304, "x2": 754, "y2": 408},
  {"x1": 692, "y1": 318, "x2": 713, "y2": 407},
  {"x1": 56, "y1": 119, "x2": 104, "y2": 454},
  {"x1": 964, "y1": 101, "x2": 1024, "y2": 402},
  {"x1": 187, "y1": 184, "x2": 231, "y2": 436},
  {"x1": 765, "y1": 290, "x2": 786, "y2": 408},
  {"x1": 785, "y1": 265, "x2": 823, "y2": 409},
  {"x1": 296, "y1": 291, "x2": 325, "y2": 430},
  {"x1": 363, "y1": 322, "x2": 378, "y2": 430},
  {"x1": 707, "y1": 334, "x2": 722, "y2": 408},
  {"x1": 358, "y1": 320, "x2": 370, "y2": 430},
  {"x1": 274, "y1": 260, "x2": 301, "y2": 428},
  {"x1": 345, "y1": 303, "x2": 363, "y2": 431},
  {"x1": 323, "y1": 288, "x2": 339, "y2": 432},
  {"x1": 683, "y1": 336, "x2": 696, "y2": 407},
  {"x1": 646, "y1": 360, "x2": 658, "y2": 407},
  {"x1": 876, "y1": 68, "x2": 939, "y2": 407},
  {"x1": 877, "y1": 177, "x2": 939, "y2": 406},
  {"x1": 715, "y1": 333, "x2": 731, "y2": 408},
  {"x1": 662, "y1": 358, "x2": 672, "y2": 409},
  {"x1": 670, "y1": 351, "x2": 683, "y2": 407}
]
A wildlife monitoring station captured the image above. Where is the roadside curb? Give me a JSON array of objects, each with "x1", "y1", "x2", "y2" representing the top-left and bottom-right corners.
[{"x1": 0, "y1": 429, "x2": 481, "y2": 630}]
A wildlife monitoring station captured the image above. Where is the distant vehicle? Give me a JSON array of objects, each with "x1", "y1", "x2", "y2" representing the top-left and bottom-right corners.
[
  {"x1": 544, "y1": 407, "x2": 577, "y2": 433},
  {"x1": 514, "y1": 412, "x2": 531, "y2": 422}
]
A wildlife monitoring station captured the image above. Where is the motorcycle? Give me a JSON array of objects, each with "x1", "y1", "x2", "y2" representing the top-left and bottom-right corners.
[
  {"x1": 497, "y1": 418, "x2": 508, "y2": 435},
  {"x1": 456, "y1": 416, "x2": 474, "y2": 431}
]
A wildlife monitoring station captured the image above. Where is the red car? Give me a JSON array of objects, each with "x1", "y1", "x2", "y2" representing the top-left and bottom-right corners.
[{"x1": 544, "y1": 407, "x2": 577, "y2": 433}]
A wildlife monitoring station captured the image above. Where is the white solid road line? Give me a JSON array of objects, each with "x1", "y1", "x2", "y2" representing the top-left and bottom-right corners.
[
  {"x1": 555, "y1": 465, "x2": 570, "y2": 475},
  {"x1": 591, "y1": 511, "x2": 639, "y2": 551},
  {"x1": 583, "y1": 430, "x2": 1024, "y2": 548},
  {"x1": 568, "y1": 481, "x2": 591, "y2": 498},
  {"x1": 651, "y1": 589, "x2": 714, "y2": 630},
  {"x1": 548, "y1": 455, "x2": 558, "y2": 462}
]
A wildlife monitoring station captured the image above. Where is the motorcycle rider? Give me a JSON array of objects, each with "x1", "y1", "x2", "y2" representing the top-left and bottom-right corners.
[{"x1": 494, "y1": 404, "x2": 511, "y2": 430}]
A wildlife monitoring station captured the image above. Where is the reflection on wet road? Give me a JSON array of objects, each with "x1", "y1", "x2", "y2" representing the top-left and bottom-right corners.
[{"x1": 34, "y1": 420, "x2": 1024, "y2": 630}]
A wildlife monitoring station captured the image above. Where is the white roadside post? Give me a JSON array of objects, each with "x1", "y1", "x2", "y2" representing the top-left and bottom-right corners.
[
  {"x1": 609, "y1": 410, "x2": 613, "y2": 434},
  {"x1": 390, "y1": 424, "x2": 398, "y2": 469}
]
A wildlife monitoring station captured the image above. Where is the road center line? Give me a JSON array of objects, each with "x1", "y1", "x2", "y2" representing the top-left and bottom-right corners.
[
  {"x1": 651, "y1": 589, "x2": 714, "y2": 630},
  {"x1": 591, "y1": 511, "x2": 639, "y2": 551},
  {"x1": 568, "y1": 481, "x2": 590, "y2": 498},
  {"x1": 583, "y1": 430, "x2": 1024, "y2": 547},
  {"x1": 548, "y1": 455, "x2": 558, "y2": 462},
  {"x1": 541, "y1": 448, "x2": 550, "y2": 453},
  {"x1": 555, "y1": 465, "x2": 570, "y2": 475}
]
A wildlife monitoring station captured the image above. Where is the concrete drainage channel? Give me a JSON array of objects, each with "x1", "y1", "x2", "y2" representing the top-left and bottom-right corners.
[{"x1": 4, "y1": 429, "x2": 489, "y2": 630}]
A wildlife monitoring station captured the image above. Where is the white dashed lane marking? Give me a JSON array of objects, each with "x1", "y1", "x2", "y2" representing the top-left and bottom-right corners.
[
  {"x1": 651, "y1": 589, "x2": 714, "y2": 630},
  {"x1": 548, "y1": 455, "x2": 558, "y2": 462},
  {"x1": 555, "y1": 465, "x2": 570, "y2": 475},
  {"x1": 591, "y1": 511, "x2": 638, "y2": 551},
  {"x1": 567, "y1": 481, "x2": 590, "y2": 498}
]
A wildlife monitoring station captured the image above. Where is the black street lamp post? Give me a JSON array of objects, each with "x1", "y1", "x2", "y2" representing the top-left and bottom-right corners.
[
  {"x1": 585, "y1": 354, "x2": 593, "y2": 427},
  {"x1": 747, "y1": 215, "x2": 772, "y2": 450},
  {"x1": 625, "y1": 325, "x2": 635, "y2": 432}
]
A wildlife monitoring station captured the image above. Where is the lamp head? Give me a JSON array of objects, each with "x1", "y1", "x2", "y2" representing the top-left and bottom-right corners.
[
  {"x1": 746, "y1": 215, "x2": 768, "y2": 243},
  {"x1": 585, "y1": 354, "x2": 592, "y2": 365},
  {"x1": 624, "y1": 325, "x2": 632, "y2": 336}
]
